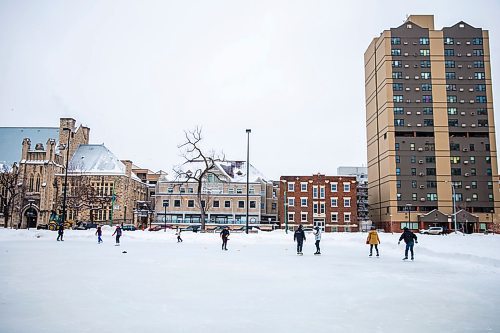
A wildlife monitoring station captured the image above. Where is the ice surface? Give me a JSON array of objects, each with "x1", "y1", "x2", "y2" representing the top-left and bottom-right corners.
[{"x1": 0, "y1": 229, "x2": 499, "y2": 333}]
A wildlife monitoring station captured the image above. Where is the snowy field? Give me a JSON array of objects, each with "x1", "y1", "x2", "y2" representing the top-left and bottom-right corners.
[{"x1": 1, "y1": 228, "x2": 499, "y2": 333}]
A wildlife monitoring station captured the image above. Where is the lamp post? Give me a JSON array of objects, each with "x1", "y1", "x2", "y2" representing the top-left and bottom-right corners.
[
  {"x1": 390, "y1": 214, "x2": 393, "y2": 234},
  {"x1": 61, "y1": 128, "x2": 72, "y2": 228},
  {"x1": 163, "y1": 200, "x2": 168, "y2": 232},
  {"x1": 450, "y1": 182, "x2": 457, "y2": 233},
  {"x1": 245, "y1": 129, "x2": 251, "y2": 234},
  {"x1": 406, "y1": 203, "x2": 412, "y2": 230}
]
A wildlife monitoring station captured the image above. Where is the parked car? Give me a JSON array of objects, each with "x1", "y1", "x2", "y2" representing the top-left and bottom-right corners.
[
  {"x1": 148, "y1": 225, "x2": 162, "y2": 231},
  {"x1": 36, "y1": 223, "x2": 49, "y2": 230},
  {"x1": 181, "y1": 225, "x2": 200, "y2": 233},
  {"x1": 419, "y1": 227, "x2": 444, "y2": 235},
  {"x1": 73, "y1": 222, "x2": 99, "y2": 230},
  {"x1": 122, "y1": 224, "x2": 137, "y2": 231}
]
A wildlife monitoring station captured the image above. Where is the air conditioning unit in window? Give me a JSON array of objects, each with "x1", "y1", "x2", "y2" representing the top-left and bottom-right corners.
[
  {"x1": 460, "y1": 100, "x2": 465, "y2": 103},
  {"x1": 461, "y1": 124, "x2": 467, "y2": 127},
  {"x1": 406, "y1": 99, "x2": 411, "y2": 103},
  {"x1": 469, "y1": 88, "x2": 474, "y2": 92},
  {"x1": 418, "y1": 148, "x2": 423, "y2": 152},
  {"x1": 471, "y1": 124, "x2": 476, "y2": 127},
  {"x1": 466, "y1": 53, "x2": 471, "y2": 57},
  {"x1": 414, "y1": 76, "x2": 419, "y2": 80},
  {"x1": 466, "y1": 198, "x2": 472, "y2": 202},
  {"x1": 420, "y1": 198, "x2": 426, "y2": 202},
  {"x1": 406, "y1": 87, "x2": 411, "y2": 91},
  {"x1": 404, "y1": 64, "x2": 410, "y2": 68},
  {"x1": 468, "y1": 77, "x2": 473, "y2": 80},
  {"x1": 467, "y1": 65, "x2": 472, "y2": 69},
  {"x1": 404, "y1": 42, "x2": 408, "y2": 45},
  {"x1": 457, "y1": 53, "x2": 462, "y2": 57},
  {"x1": 419, "y1": 172, "x2": 425, "y2": 176},
  {"x1": 470, "y1": 100, "x2": 475, "y2": 104},
  {"x1": 466, "y1": 41, "x2": 471, "y2": 45},
  {"x1": 465, "y1": 185, "x2": 471, "y2": 189},
  {"x1": 404, "y1": 52, "x2": 409, "y2": 56},
  {"x1": 407, "y1": 124, "x2": 412, "y2": 127},
  {"x1": 457, "y1": 41, "x2": 461, "y2": 45},
  {"x1": 460, "y1": 112, "x2": 466, "y2": 116},
  {"x1": 406, "y1": 111, "x2": 412, "y2": 115},
  {"x1": 464, "y1": 173, "x2": 470, "y2": 177},
  {"x1": 463, "y1": 148, "x2": 469, "y2": 152},
  {"x1": 458, "y1": 65, "x2": 463, "y2": 68},
  {"x1": 416, "y1": 111, "x2": 421, "y2": 115},
  {"x1": 418, "y1": 160, "x2": 424, "y2": 164},
  {"x1": 459, "y1": 88, "x2": 464, "y2": 92},
  {"x1": 458, "y1": 77, "x2": 464, "y2": 80},
  {"x1": 414, "y1": 87, "x2": 419, "y2": 91},
  {"x1": 464, "y1": 160, "x2": 469, "y2": 164},
  {"x1": 413, "y1": 64, "x2": 418, "y2": 68},
  {"x1": 419, "y1": 185, "x2": 425, "y2": 189},
  {"x1": 417, "y1": 123, "x2": 422, "y2": 127},
  {"x1": 416, "y1": 99, "x2": 421, "y2": 103},
  {"x1": 405, "y1": 76, "x2": 410, "y2": 80}
]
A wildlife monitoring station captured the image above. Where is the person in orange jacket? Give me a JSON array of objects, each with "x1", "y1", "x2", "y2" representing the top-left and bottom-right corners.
[{"x1": 366, "y1": 226, "x2": 380, "y2": 257}]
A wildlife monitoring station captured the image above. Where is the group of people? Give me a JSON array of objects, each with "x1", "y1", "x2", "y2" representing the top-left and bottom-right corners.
[
  {"x1": 293, "y1": 224, "x2": 418, "y2": 260},
  {"x1": 55, "y1": 223, "x2": 419, "y2": 260}
]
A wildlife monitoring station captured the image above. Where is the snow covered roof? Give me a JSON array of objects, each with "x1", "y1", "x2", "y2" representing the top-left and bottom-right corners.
[
  {"x1": 68, "y1": 144, "x2": 141, "y2": 181},
  {"x1": 0, "y1": 127, "x2": 59, "y2": 166},
  {"x1": 166, "y1": 160, "x2": 267, "y2": 183}
]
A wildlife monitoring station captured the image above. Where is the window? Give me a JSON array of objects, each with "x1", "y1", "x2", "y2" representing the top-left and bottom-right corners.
[
  {"x1": 426, "y1": 168, "x2": 436, "y2": 176},
  {"x1": 487, "y1": 181, "x2": 493, "y2": 189},
  {"x1": 451, "y1": 168, "x2": 461, "y2": 176},
  {"x1": 344, "y1": 213, "x2": 351, "y2": 223},
  {"x1": 477, "y1": 108, "x2": 487, "y2": 115},
  {"x1": 426, "y1": 193, "x2": 438, "y2": 201},
  {"x1": 224, "y1": 200, "x2": 231, "y2": 208},
  {"x1": 320, "y1": 186, "x2": 325, "y2": 199},
  {"x1": 391, "y1": 37, "x2": 401, "y2": 45},
  {"x1": 423, "y1": 119, "x2": 434, "y2": 127},
  {"x1": 420, "y1": 60, "x2": 431, "y2": 68},
  {"x1": 410, "y1": 143, "x2": 415, "y2": 151},
  {"x1": 391, "y1": 49, "x2": 401, "y2": 56},
  {"x1": 213, "y1": 200, "x2": 220, "y2": 208},
  {"x1": 421, "y1": 83, "x2": 432, "y2": 91},
  {"x1": 301, "y1": 213, "x2": 308, "y2": 222},
  {"x1": 411, "y1": 168, "x2": 417, "y2": 176},
  {"x1": 425, "y1": 156, "x2": 436, "y2": 163},
  {"x1": 411, "y1": 155, "x2": 416, "y2": 163},
  {"x1": 313, "y1": 202, "x2": 318, "y2": 214},
  {"x1": 396, "y1": 180, "x2": 401, "y2": 188},
  {"x1": 393, "y1": 95, "x2": 403, "y2": 102},
  {"x1": 412, "y1": 193, "x2": 417, "y2": 201},
  {"x1": 474, "y1": 61, "x2": 484, "y2": 68},
  {"x1": 423, "y1": 107, "x2": 433, "y2": 115},
  {"x1": 395, "y1": 143, "x2": 400, "y2": 151},
  {"x1": 393, "y1": 71, "x2": 403, "y2": 79},
  {"x1": 344, "y1": 198, "x2": 351, "y2": 208},
  {"x1": 447, "y1": 95, "x2": 457, "y2": 103},
  {"x1": 470, "y1": 156, "x2": 475, "y2": 164},
  {"x1": 486, "y1": 156, "x2": 491, "y2": 164},
  {"x1": 453, "y1": 193, "x2": 463, "y2": 202},
  {"x1": 180, "y1": 187, "x2": 186, "y2": 194},
  {"x1": 396, "y1": 168, "x2": 401, "y2": 176},
  {"x1": 287, "y1": 182, "x2": 295, "y2": 192},
  {"x1": 393, "y1": 83, "x2": 403, "y2": 91},
  {"x1": 331, "y1": 197, "x2": 338, "y2": 207},
  {"x1": 395, "y1": 155, "x2": 400, "y2": 163},
  {"x1": 272, "y1": 203, "x2": 277, "y2": 210},
  {"x1": 392, "y1": 60, "x2": 402, "y2": 67},
  {"x1": 487, "y1": 168, "x2": 492, "y2": 176},
  {"x1": 238, "y1": 201, "x2": 245, "y2": 208},
  {"x1": 397, "y1": 193, "x2": 402, "y2": 201},
  {"x1": 450, "y1": 156, "x2": 461, "y2": 164},
  {"x1": 471, "y1": 168, "x2": 477, "y2": 176},
  {"x1": 174, "y1": 200, "x2": 181, "y2": 207},
  {"x1": 427, "y1": 181, "x2": 437, "y2": 188},
  {"x1": 476, "y1": 96, "x2": 487, "y2": 103},
  {"x1": 421, "y1": 72, "x2": 431, "y2": 79},
  {"x1": 236, "y1": 188, "x2": 242, "y2": 194},
  {"x1": 472, "y1": 194, "x2": 478, "y2": 202},
  {"x1": 422, "y1": 95, "x2": 432, "y2": 103},
  {"x1": 420, "y1": 49, "x2": 430, "y2": 56},
  {"x1": 444, "y1": 49, "x2": 455, "y2": 56},
  {"x1": 394, "y1": 119, "x2": 404, "y2": 127},
  {"x1": 471, "y1": 181, "x2": 478, "y2": 189},
  {"x1": 343, "y1": 183, "x2": 350, "y2": 192},
  {"x1": 288, "y1": 198, "x2": 295, "y2": 207},
  {"x1": 448, "y1": 107, "x2": 457, "y2": 115},
  {"x1": 250, "y1": 201, "x2": 256, "y2": 208},
  {"x1": 473, "y1": 49, "x2": 484, "y2": 56},
  {"x1": 474, "y1": 72, "x2": 485, "y2": 79},
  {"x1": 419, "y1": 37, "x2": 429, "y2": 45},
  {"x1": 446, "y1": 72, "x2": 456, "y2": 80},
  {"x1": 331, "y1": 213, "x2": 338, "y2": 222},
  {"x1": 187, "y1": 188, "x2": 194, "y2": 194},
  {"x1": 300, "y1": 182, "x2": 307, "y2": 192},
  {"x1": 188, "y1": 200, "x2": 195, "y2": 208},
  {"x1": 288, "y1": 213, "x2": 295, "y2": 222},
  {"x1": 489, "y1": 194, "x2": 494, "y2": 202},
  {"x1": 301, "y1": 198, "x2": 308, "y2": 207},
  {"x1": 331, "y1": 183, "x2": 338, "y2": 192},
  {"x1": 472, "y1": 37, "x2": 483, "y2": 45},
  {"x1": 412, "y1": 180, "x2": 417, "y2": 188},
  {"x1": 445, "y1": 60, "x2": 455, "y2": 68},
  {"x1": 444, "y1": 37, "x2": 454, "y2": 45},
  {"x1": 320, "y1": 202, "x2": 325, "y2": 214},
  {"x1": 201, "y1": 200, "x2": 206, "y2": 208},
  {"x1": 167, "y1": 187, "x2": 173, "y2": 194},
  {"x1": 478, "y1": 119, "x2": 488, "y2": 127},
  {"x1": 313, "y1": 186, "x2": 318, "y2": 199},
  {"x1": 228, "y1": 188, "x2": 234, "y2": 194},
  {"x1": 448, "y1": 119, "x2": 459, "y2": 127},
  {"x1": 394, "y1": 107, "x2": 404, "y2": 115},
  {"x1": 476, "y1": 84, "x2": 486, "y2": 92}
]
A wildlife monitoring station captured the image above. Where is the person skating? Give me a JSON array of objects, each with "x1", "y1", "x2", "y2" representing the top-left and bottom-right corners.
[
  {"x1": 56, "y1": 224, "x2": 64, "y2": 241},
  {"x1": 220, "y1": 226, "x2": 230, "y2": 250},
  {"x1": 176, "y1": 228, "x2": 183, "y2": 243},
  {"x1": 398, "y1": 227, "x2": 418, "y2": 260},
  {"x1": 294, "y1": 224, "x2": 306, "y2": 255},
  {"x1": 313, "y1": 226, "x2": 321, "y2": 255},
  {"x1": 112, "y1": 225, "x2": 122, "y2": 246},
  {"x1": 95, "y1": 226, "x2": 103, "y2": 244},
  {"x1": 366, "y1": 226, "x2": 380, "y2": 257}
]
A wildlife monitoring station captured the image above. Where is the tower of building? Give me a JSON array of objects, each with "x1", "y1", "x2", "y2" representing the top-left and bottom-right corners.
[{"x1": 365, "y1": 15, "x2": 499, "y2": 232}]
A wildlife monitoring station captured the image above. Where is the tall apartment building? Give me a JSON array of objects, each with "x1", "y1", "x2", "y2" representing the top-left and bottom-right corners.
[
  {"x1": 365, "y1": 15, "x2": 499, "y2": 233},
  {"x1": 278, "y1": 174, "x2": 358, "y2": 232}
]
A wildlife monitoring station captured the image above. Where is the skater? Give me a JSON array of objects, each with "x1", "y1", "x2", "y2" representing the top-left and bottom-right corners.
[
  {"x1": 398, "y1": 227, "x2": 418, "y2": 260},
  {"x1": 56, "y1": 224, "x2": 64, "y2": 241},
  {"x1": 95, "y1": 226, "x2": 103, "y2": 244},
  {"x1": 294, "y1": 224, "x2": 306, "y2": 255},
  {"x1": 176, "y1": 228, "x2": 183, "y2": 243},
  {"x1": 112, "y1": 225, "x2": 122, "y2": 246},
  {"x1": 366, "y1": 226, "x2": 380, "y2": 257},
  {"x1": 313, "y1": 226, "x2": 321, "y2": 255},
  {"x1": 220, "y1": 226, "x2": 230, "y2": 250}
]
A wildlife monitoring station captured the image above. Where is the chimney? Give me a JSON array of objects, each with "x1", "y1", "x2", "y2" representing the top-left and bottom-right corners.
[
  {"x1": 121, "y1": 160, "x2": 133, "y2": 177},
  {"x1": 21, "y1": 138, "x2": 31, "y2": 160}
]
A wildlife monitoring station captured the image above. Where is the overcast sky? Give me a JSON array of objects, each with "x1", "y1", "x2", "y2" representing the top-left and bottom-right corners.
[{"x1": 1, "y1": 0, "x2": 499, "y2": 179}]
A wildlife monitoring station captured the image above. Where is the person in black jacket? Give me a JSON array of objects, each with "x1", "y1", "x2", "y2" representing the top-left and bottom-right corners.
[
  {"x1": 294, "y1": 225, "x2": 306, "y2": 255},
  {"x1": 398, "y1": 227, "x2": 418, "y2": 260},
  {"x1": 57, "y1": 224, "x2": 64, "y2": 241},
  {"x1": 220, "y1": 227, "x2": 230, "y2": 250}
]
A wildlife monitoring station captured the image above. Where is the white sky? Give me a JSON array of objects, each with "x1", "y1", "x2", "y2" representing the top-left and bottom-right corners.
[{"x1": 1, "y1": 0, "x2": 499, "y2": 179}]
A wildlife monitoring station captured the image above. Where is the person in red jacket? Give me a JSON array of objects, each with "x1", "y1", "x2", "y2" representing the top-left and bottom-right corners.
[{"x1": 366, "y1": 226, "x2": 380, "y2": 257}]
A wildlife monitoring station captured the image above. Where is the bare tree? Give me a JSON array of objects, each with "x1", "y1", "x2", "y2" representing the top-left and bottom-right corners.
[
  {"x1": 0, "y1": 163, "x2": 20, "y2": 228},
  {"x1": 175, "y1": 127, "x2": 224, "y2": 231}
]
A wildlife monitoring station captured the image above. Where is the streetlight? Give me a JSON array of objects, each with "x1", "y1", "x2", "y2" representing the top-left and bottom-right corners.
[
  {"x1": 389, "y1": 214, "x2": 393, "y2": 234},
  {"x1": 163, "y1": 200, "x2": 168, "y2": 232},
  {"x1": 405, "y1": 203, "x2": 412, "y2": 230},
  {"x1": 245, "y1": 129, "x2": 251, "y2": 234},
  {"x1": 446, "y1": 181, "x2": 458, "y2": 233},
  {"x1": 281, "y1": 179, "x2": 288, "y2": 234},
  {"x1": 61, "y1": 127, "x2": 72, "y2": 229}
]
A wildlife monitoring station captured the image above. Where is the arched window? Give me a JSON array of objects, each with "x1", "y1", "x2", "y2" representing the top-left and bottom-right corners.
[
  {"x1": 28, "y1": 174, "x2": 34, "y2": 192},
  {"x1": 35, "y1": 174, "x2": 41, "y2": 192}
]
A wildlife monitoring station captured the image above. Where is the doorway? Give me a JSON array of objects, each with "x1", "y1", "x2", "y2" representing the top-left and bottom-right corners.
[
  {"x1": 313, "y1": 218, "x2": 325, "y2": 231},
  {"x1": 24, "y1": 208, "x2": 38, "y2": 228}
]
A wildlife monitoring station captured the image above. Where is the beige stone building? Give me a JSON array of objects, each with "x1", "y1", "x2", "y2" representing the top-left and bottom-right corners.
[{"x1": 365, "y1": 15, "x2": 499, "y2": 233}]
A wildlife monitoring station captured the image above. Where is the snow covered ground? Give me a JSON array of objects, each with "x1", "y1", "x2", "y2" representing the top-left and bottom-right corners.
[{"x1": 1, "y1": 228, "x2": 499, "y2": 333}]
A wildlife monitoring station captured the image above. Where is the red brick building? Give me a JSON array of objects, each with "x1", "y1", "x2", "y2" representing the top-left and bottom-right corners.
[{"x1": 278, "y1": 174, "x2": 358, "y2": 232}]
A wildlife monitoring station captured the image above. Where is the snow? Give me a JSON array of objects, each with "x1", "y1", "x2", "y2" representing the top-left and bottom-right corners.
[
  {"x1": 0, "y1": 229, "x2": 499, "y2": 333},
  {"x1": 69, "y1": 144, "x2": 126, "y2": 174},
  {"x1": 170, "y1": 160, "x2": 268, "y2": 183}
]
